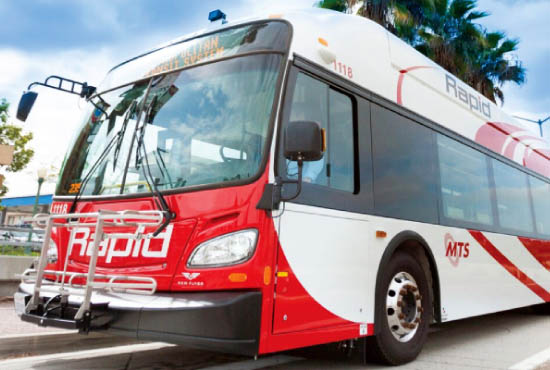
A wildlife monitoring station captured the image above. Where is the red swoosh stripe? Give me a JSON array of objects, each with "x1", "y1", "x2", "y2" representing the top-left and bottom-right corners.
[
  {"x1": 469, "y1": 230, "x2": 550, "y2": 301},
  {"x1": 518, "y1": 237, "x2": 550, "y2": 271},
  {"x1": 396, "y1": 66, "x2": 433, "y2": 105}
]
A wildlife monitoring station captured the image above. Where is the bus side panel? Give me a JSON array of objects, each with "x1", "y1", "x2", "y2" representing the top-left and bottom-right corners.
[
  {"x1": 373, "y1": 217, "x2": 549, "y2": 322},
  {"x1": 273, "y1": 203, "x2": 374, "y2": 332},
  {"x1": 272, "y1": 246, "x2": 352, "y2": 334}
]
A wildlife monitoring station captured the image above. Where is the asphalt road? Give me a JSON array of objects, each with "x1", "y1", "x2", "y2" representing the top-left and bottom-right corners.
[{"x1": 3, "y1": 303, "x2": 550, "y2": 369}]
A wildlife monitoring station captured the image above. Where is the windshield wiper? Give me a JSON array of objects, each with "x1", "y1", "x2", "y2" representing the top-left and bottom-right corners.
[
  {"x1": 69, "y1": 97, "x2": 136, "y2": 213},
  {"x1": 112, "y1": 100, "x2": 137, "y2": 171},
  {"x1": 134, "y1": 96, "x2": 176, "y2": 236}
]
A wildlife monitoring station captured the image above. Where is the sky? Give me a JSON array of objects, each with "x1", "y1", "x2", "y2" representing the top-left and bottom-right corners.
[{"x1": 0, "y1": 0, "x2": 548, "y2": 197}]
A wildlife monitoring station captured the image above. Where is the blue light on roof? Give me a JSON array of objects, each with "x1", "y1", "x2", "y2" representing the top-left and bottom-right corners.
[{"x1": 208, "y1": 9, "x2": 227, "y2": 23}]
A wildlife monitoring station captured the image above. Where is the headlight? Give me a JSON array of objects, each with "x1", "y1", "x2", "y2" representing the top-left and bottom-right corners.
[
  {"x1": 188, "y1": 229, "x2": 258, "y2": 267},
  {"x1": 47, "y1": 239, "x2": 58, "y2": 264}
]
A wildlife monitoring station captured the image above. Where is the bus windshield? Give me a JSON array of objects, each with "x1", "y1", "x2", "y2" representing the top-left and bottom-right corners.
[{"x1": 57, "y1": 54, "x2": 282, "y2": 196}]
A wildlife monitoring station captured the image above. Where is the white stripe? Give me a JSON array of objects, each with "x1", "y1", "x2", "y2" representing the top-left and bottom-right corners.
[
  {"x1": 0, "y1": 342, "x2": 174, "y2": 369},
  {"x1": 200, "y1": 355, "x2": 304, "y2": 370},
  {"x1": 0, "y1": 330, "x2": 76, "y2": 340},
  {"x1": 509, "y1": 346, "x2": 550, "y2": 370}
]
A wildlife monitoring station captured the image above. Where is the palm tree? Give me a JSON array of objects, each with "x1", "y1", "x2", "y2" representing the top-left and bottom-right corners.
[
  {"x1": 468, "y1": 31, "x2": 526, "y2": 103},
  {"x1": 316, "y1": 0, "x2": 526, "y2": 104},
  {"x1": 317, "y1": 0, "x2": 431, "y2": 32},
  {"x1": 414, "y1": 0, "x2": 525, "y2": 103},
  {"x1": 316, "y1": 0, "x2": 349, "y2": 12},
  {"x1": 414, "y1": 0, "x2": 487, "y2": 88}
]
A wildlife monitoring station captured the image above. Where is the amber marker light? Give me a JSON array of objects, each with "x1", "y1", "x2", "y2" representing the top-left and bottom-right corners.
[
  {"x1": 318, "y1": 37, "x2": 328, "y2": 47},
  {"x1": 269, "y1": 14, "x2": 283, "y2": 19},
  {"x1": 264, "y1": 266, "x2": 272, "y2": 285},
  {"x1": 228, "y1": 273, "x2": 247, "y2": 283},
  {"x1": 376, "y1": 230, "x2": 387, "y2": 238},
  {"x1": 277, "y1": 271, "x2": 289, "y2": 278}
]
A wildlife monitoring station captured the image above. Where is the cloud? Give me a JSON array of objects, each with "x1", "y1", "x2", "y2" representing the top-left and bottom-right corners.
[
  {"x1": 0, "y1": 47, "x2": 118, "y2": 197},
  {"x1": 476, "y1": 0, "x2": 550, "y2": 118}
]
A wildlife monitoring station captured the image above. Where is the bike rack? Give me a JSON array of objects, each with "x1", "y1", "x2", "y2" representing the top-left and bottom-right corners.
[{"x1": 23, "y1": 210, "x2": 164, "y2": 321}]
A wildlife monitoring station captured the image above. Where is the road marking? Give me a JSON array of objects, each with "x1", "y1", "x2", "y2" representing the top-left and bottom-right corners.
[
  {"x1": 509, "y1": 346, "x2": 550, "y2": 370},
  {"x1": 200, "y1": 355, "x2": 304, "y2": 370},
  {"x1": 0, "y1": 342, "x2": 174, "y2": 369},
  {"x1": 0, "y1": 330, "x2": 77, "y2": 340}
]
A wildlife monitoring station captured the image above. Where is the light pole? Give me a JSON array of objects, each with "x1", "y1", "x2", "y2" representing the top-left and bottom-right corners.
[
  {"x1": 27, "y1": 167, "x2": 47, "y2": 250},
  {"x1": 513, "y1": 115, "x2": 550, "y2": 137}
]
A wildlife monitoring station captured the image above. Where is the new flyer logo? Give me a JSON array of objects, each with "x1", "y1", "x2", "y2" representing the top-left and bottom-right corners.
[{"x1": 182, "y1": 272, "x2": 200, "y2": 281}]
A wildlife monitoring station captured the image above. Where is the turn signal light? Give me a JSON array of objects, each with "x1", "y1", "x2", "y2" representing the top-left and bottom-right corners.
[{"x1": 228, "y1": 273, "x2": 247, "y2": 283}]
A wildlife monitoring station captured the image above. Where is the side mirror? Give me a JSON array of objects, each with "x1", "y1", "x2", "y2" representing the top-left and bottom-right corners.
[
  {"x1": 256, "y1": 121, "x2": 326, "y2": 211},
  {"x1": 16, "y1": 91, "x2": 38, "y2": 122},
  {"x1": 284, "y1": 120, "x2": 325, "y2": 162}
]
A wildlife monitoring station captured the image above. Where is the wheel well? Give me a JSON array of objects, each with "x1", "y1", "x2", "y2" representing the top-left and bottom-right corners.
[{"x1": 376, "y1": 231, "x2": 441, "y2": 323}]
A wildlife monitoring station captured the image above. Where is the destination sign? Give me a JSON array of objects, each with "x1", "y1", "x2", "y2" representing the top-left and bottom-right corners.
[{"x1": 143, "y1": 21, "x2": 290, "y2": 78}]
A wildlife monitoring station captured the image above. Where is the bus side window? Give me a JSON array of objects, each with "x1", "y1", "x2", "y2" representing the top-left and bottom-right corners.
[
  {"x1": 328, "y1": 88, "x2": 354, "y2": 192},
  {"x1": 529, "y1": 176, "x2": 550, "y2": 236},
  {"x1": 286, "y1": 73, "x2": 329, "y2": 186},
  {"x1": 437, "y1": 134, "x2": 494, "y2": 227},
  {"x1": 286, "y1": 72, "x2": 355, "y2": 192},
  {"x1": 492, "y1": 158, "x2": 534, "y2": 233}
]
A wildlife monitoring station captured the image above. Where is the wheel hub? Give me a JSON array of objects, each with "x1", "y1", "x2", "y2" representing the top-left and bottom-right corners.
[{"x1": 386, "y1": 271, "x2": 422, "y2": 342}]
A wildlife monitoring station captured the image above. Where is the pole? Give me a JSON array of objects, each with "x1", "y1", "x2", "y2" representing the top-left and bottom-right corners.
[
  {"x1": 26, "y1": 177, "x2": 44, "y2": 251},
  {"x1": 32, "y1": 177, "x2": 44, "y2": 215},
  {"x1": 513, "y1": 115, "x2": 550, "y2": 138}
]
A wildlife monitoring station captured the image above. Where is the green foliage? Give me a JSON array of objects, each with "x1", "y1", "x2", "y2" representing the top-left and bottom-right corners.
[
  {"x1": 0, "y1": 99, "x2": 34, "y2": 195},
  {"x1": 316, "y1": 0, "x2": 526, "y2": 103},
  {"x1": 0, "y1": 245, "x2": 39, "y2": 256},
  {"x1": 317, "y1": 0, "x2": 350, "y2": 12}
]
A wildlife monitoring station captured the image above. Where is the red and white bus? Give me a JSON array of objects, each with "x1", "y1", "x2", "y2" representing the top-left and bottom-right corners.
[{"x1": 14, "y1": 8, "x2": 550, "y2": 365}]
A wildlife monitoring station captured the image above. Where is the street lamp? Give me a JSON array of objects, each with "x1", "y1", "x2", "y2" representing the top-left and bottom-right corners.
[
  {"x1": 27, "y1": 167, "x2": 48, "y2": 247},
  {"x1": 513, "y1": 115, "x2": 550, "y2": 137}
]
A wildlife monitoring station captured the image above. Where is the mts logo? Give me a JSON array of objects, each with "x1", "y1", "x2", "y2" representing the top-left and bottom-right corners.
[{"x1": 444, "y1": 233, "x2": 469, "y2": 267}]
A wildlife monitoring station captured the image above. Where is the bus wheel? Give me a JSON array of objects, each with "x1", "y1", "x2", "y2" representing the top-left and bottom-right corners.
[{"x1": 366, "y1": 251, "x2": 432, "y2": 365}]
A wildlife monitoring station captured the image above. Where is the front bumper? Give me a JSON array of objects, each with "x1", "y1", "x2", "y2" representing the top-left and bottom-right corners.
[{"x1": 16, "y1": 283, "x2": 262, "y2": 356}]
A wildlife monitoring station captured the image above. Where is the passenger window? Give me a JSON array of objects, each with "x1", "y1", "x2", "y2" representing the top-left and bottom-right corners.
[
  {"x1": 492, "y1": 159, "x2": 534, "y2": 232},
  {"x1": 437, "y1": 134, "x2": 493, "y2": 226},
  {"x1": 372, "y1": 105, "x2": 438, "y2": 224},
  {"x1": 328, "y1": 89, "x2": 354, "y2": 192},
  {"x1": 286, "y1": 73, "x2": 355, "y2": 192},
  {"x1": 529, "y1": 176, "x2": 550, "y2": 235}
]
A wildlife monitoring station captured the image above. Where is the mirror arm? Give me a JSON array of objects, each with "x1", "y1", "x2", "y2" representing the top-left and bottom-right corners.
[
  {"x1": 256, "y1": 160, "x2": 305, "y2": 212},
  {"x1": 278, "y1": 160, "x2": 303, "y2": 202},
  {"x1": 27, "y1": 76, "x2": 96, "y2": 99}
]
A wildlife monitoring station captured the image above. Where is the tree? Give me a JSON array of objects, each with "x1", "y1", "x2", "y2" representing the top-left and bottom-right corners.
[
  {"x1": 0, "y1": 99, "x2": 34, "y2": 196},
  {"x1": 414, "y1": 0, "x2": 487, "y2": 84},
  {"x1": 316, "y1": 0, "x2": 352, "y2": 12},
  {"x1": 468, "y1": 31, "x2": 525, "y2": 103}
]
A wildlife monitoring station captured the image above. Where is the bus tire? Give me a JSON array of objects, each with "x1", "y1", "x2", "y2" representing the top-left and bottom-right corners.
[{"x1": 366, "y1": 251, "x2": 432, "y2": 365}]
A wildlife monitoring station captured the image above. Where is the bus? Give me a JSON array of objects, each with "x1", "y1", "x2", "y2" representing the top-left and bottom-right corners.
[{"x1": 13, "y1": 8, "x2": 550, "y2": 365}]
